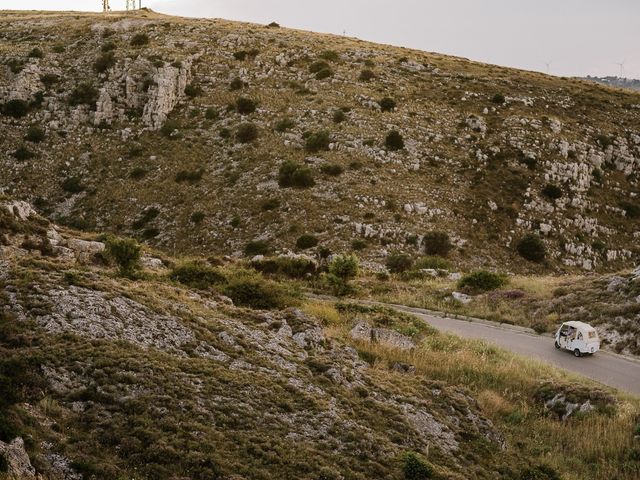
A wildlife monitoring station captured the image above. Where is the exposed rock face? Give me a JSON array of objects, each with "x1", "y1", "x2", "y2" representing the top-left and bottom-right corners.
[
  {"x1": 350, "y1": 320, "x2": 415, "y2": 350},
  {"x1": 0, "y1": 437, "x2": 38, "y2": 479},
  {"x1": 0, "y1": 61, "x2": 42, "y2": 101},
  {"x1": 2, "y1": 200, "x2": 37, "y2": 220},
  {"x1": 142, "y1": 57, "x2": 194, "y2": 129}
]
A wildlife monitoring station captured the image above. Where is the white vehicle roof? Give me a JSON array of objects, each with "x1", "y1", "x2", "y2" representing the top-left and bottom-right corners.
[{"x1": 562, "y1": 321, "x2": 597, "y2": 333}]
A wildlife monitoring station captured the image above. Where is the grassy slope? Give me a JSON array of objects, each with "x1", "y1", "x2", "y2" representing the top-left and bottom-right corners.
[
  {"x1": 1, "y1": 207, "x2": 639, "y2": 479},
  {"x1": 0, "y1": 10, "x2": 639, "y2": 273}
]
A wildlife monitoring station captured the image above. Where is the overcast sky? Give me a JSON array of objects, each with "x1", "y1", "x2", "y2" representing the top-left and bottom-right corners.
[{"x1": 4, "y1": 1, "x2": 639, "y2": 78}]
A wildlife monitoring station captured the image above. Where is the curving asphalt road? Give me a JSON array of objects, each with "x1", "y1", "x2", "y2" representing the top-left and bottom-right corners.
[{"x1": 384, "y1": 303, "x2": 640, "y2": 396}]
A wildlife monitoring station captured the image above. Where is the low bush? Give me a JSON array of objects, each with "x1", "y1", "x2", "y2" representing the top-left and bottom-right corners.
[
  {"x1": 519, "y1": 464, "x2": 562, "y2": 480},
  {"x1": 309, "y1": 60, "x2": 330, "y2": 74},
  {"x1": 332, "y1": 109, "x2": 346, "y2": 123},
  {"x1": 296, "y1": 234, "x2": 319, "y2": 250},
  {"x1": 101, "y1": 41, "x2": 117, "y2": 52},
  {"x1": 170, "y1": 261, "x2": 226, "y2": 289},
  {"x1": 414, "y1": 256, "x2": 451, "y2": 270},
  {"x1": 175, "y1": 169, "x2": 204, "y2": 183},
  {"x1": 130, "y1": 33, "x2": 149, "y2": 46},
  {"x1": 422, "y1": 231, "x2": 453, "y2": 256},
  {"x1": 261, "y1": 198, "x2": 280, "y2": 211},
  {"x1": 235, "y1": 97, "x2": 257, "y2": 114},
  {"x1": 329, "y1": 254, "x2": 359, "y2": 281},
  {"x1": 132, "y1": 207, "x2": 160, "y2": 230},
  {"x1": 359, "y1": 69, "x2": 376, "y2": 81},
  {"x1": 516, "y1": 234, "x2": 546, "y2": 263},
  {"x1": 94, "y1": 51, "x2": 116, "y2": 73},
  {"x1": 402, "y1": 452, "x2": 433, "y2": 479},
  {"x1": 275, "y1": 118, "x2": 295, "y2": 132},
  {"x1": 320, "y1": 163, "x2": 344, "y2": 176},
  {"x1": 61, "y1": 176, "x2": 84, "y2": 193},
  {"x1": 28, "y1": 47, "x2": 44, "y2": 59},
  {"x1": 542, "y1": 184, "x2": 563, "y2": 200},
  {"x1": 13, "y1": 146, "x2": 34, "y2": 161},
  {"x1": 236, "y1": 122, "x2": 258, "y2": 143},
  {"x1": 224, "y1": 275, "x2": 293, "y2": 310},
  {"x1": 386, "y1": 252, "x2": 413, "y2": 273},
  {"x1": 620, "y1": 201, "x2": 640, "y2": 219},
  {"x1": 2, "y1": 99, "x2": 29, "y2": 118},
  {"x1": 385, "y1": 130, "x2": 404, "y2": 150},
  {"x1": 252, "y1": 256, "x2": 317, "y2": 278},
  {"x1": 229, "y1": 77, "x2": 244, "y2": 91},
  {"x1": 492, "y1": 93, "x2": 506, "y2": 104},
  {"x1": 305, "y1": 130, "x2": 331, "y2": 152},
  {"x1": 184, "y1": 83, "x2": 202, "y2": 98},
  {"x1": 458, "y1": 270, "x2": 506, "y2": 293},
  {"x1": 68, "y1": 83, "x2": 99, "y2": 107},
  {"x1": 244, "y1": 240, "x2": 272, "y2": 257},
  {"x1": 40, "y1": 73, "x2": 59, "y2": 88},
  {"x1": 190, "y1": 211, "x2": 205, "y2": 224},
  {"x1": 315, "y1": 68, "x2": 333, "y2": 80},
  {"x1": 379, "y1": 97, "x2": 396, "y2": 112},
  {"x1": 105, "y1": 236, "x2": 141, "y2": 277},
  {"x1": 319, "y1": 50, "x2": 339, "y2": 62},
  {"x1": 25, "y1": 125, "x2": 45, "y2": 143},
  {"x1": 351, "y1": 239, "x2": 367, "y2": 251},
  {"x1": 160, "y1": 119, "x2": 179, "y2": 137},
  {"x1": 278, "y1": 160, "x2": 315, "y2": 189},
  {"x1": 205, "y1": 107, "x2": 219, "y2": 120}
]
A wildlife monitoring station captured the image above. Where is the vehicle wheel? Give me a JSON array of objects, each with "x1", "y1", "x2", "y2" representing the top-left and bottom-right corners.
[
  {"x1": 574, "y1": 349, "x2": 582, "y2": 358},
  {"x1": 554, "y1": 341, "x2": 561, "y2": 349}
]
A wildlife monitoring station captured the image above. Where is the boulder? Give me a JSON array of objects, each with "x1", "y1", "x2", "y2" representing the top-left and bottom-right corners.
[
  {"x1": 0, "y1": 437, "x2": 37, "y2": 479},
  {"x1": 349, "y1": 321, "x2": 415, "y2": 350}
]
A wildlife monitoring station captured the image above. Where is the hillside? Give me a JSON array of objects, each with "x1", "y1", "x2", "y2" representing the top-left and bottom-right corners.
[
  {"x1": 0, "y1": 10, "x2": 639, "y2": 274},
  {"x1": 581, "y1": 76, "x2": 640, "y2": 93},
  {"x1": 2, "y1": 199, "x2": 640, "y2": 479}
]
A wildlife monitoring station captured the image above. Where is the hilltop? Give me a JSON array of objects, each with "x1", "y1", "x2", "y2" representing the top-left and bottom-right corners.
[{"x1": 1, "y1": 10, "x2": 639, "y2": 273}]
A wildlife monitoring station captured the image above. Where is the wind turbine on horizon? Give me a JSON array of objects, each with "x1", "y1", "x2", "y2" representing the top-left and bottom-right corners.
[
  {"x1": 615, "y1": 60, "x2": 626, "y2": 77},
  {"x1": 544, "y1": 60, "x2": 552, "y2": 74}
]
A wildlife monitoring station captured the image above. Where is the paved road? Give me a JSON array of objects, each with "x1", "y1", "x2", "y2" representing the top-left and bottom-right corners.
[{"x1": 387, "y1": 304, "x2": 640, "y2": 396}]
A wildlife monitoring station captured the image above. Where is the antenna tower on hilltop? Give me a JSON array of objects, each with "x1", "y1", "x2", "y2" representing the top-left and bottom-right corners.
[
  {"x1": 102, "y1": 0, "x2": 110, "y2": 12},
  {"x1": 126, "y1": 0, "x2": 142, "y2": 10}
]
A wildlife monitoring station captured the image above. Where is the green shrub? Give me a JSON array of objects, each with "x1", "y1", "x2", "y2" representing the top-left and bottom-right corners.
[
  {"x1": 184, "y1": 83, "x2": 202, "y2": 98},
  {"x1": 517, "y1": 234, "x2": 546, "y2": 263},
  {"x1": 94, "y1": 51, "x2": 116, "y2": 73},
  {"x1": 620, "y1": 201, "x2": 640, "y2": 219},
  {"x1": 315, "y1": 68, "x2": 333, "y2": 80},
  {"x1": 492, "y1": 93, "x2": 506, "y2": 104},
  {"x1": 458, "y1": 270, "x2": 506, "y2": 293},
  {"x1": 190, "y1": 211, "x2": 206, "y2": 224},
  {"x1": 236, "y1": 122, "x2": 258, "y2": 143},
  {"x1": 402, "y1": 452, "x2": 433, "y2": 479},
  {"x1": 320, "y1": 163, "x2": 344, "y2": 176},
  {"x1": 175, "y1": 169, "x2": 204, "y2": 183},
  {"x1": 25, "y1": 125, "x2": 45, "y2": 143},
  {"x1": 305, "y1": 130, "x2": 331, "y2": 152},
  {"x1": 160, "y1": 119, "x2": 179, "y2": 137},
  {"x1": 170, "y1": 261, "x2": 226, "y2": 289},
  {"x1": 105, "y1": 236, "x2": 141, "y2": 276},
  {"x1": 296, "y1": 234, "x2": 319, "y2": 250},
  {"x1": 224, "y1": 275, "x2": 292, "y2": 310},
  {"x1": 252, "y1": 256, "x2": 317, "y2": 278},
  {"x1": 6, "y1": 58, "x2": 24, "y2": 74},
  {"x1": 359, "y1": 69, "x2": 376, "y2": 81},
  {"x1": 275, "y1": 118, "x2": 295, "y2": 132},
  {"x1": 278, "y1": 160, "x2": 315, "y2": 188},
  {"x1": 205, "y1": 107, "x2": 219, "y2": 120},
  {"x1": 40, "y1": 73, "x2": 59, "y2": 88},
  {"x1": 385, "y1": 130, "x2": 404, "y2": 150},
  {"x1": 332, "y1": 109, "x2": 346, "y2": 123},
  {"x1": 422, "y1": 231, "x2": 453, "y2": 256},
  {"x1": 130, "y1": 33, "x2": 150, "y2": 46},
  {"x1": 351, "y1": 239, "x2": 367, "y2": 251},
  {"x1": 233, "y1": 50, "x2": 248, "y2": 61},
  {"x1": 309, "y1": 60, "x2": 330, "y2": 74},
  {"x1": 61, "y1": 176, "x2": 84, "y2": 193},
  {"x1": 261, "y1": 198, "x2": 280, "y2": 211},
  {"x1": 542, "y1": 184, "x2": 563, "y2": 200},
  {"x1": 0, "y1": 452, "x2": 7, "y2": 472},
  {"x1": 519, "y1": 464, "x2": 562, "y2": 480},
  {"x1": 379, "y1": 97, "x2": 396, "y2": 112},
  {"x1": 267, "y1": 21, "x2": 280, "y2": 28},
  {"x1": 329, "y1": 254, "x2": 359, "y2": 281},
  {"x1": 101, "y1": 41, "x2": 117, "y2": 52},
  {"x1": 68, "y1": 83, "x2": 99, "y2": 107},
  {"x1": 386, "y1": 252, "x2": 413, "y2": 274},
  {"x1": 414, "y1": 256, "x2": 451, "y2": 270},
  {"x1": 230, "y1": 77, "x2": 244, "y2": 91},
  {"x1": 319, "y1": 50, "x2": 339, "y2": 62},
  {"x1": 132, "y1": 207, "x2": 160, "y2": 230},
  {"x1": 13, "y1": 146, "x2": 34, "y2": 161},
  {"x1": 235, "y1": 97, "x2": 257, "y2": 114},
  {"x1": 2, "y1": 99, "x2": 29, "y2": 118},
  {"x1": 28, "y1": 47, "x2": 44, "y2": 59},
  {"x1": 244, "y1": 240, "x2": 272, "y2": 257}
]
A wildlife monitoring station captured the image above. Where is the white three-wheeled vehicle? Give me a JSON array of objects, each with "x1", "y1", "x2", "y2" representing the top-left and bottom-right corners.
[{"x1": 554, "y1": 321, "x2": 600, "y2": 357}]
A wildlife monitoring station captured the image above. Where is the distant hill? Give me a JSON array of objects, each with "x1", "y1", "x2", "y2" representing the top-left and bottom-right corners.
[
  {"x1": 580, "y1": 76, "x2": 640, "y2": 92},
  {"x1": 1, "y1": 10, "x2": 639, "y2": 274}
]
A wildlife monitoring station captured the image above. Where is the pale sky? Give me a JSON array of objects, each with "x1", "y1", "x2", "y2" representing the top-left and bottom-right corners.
[{"x1": 3, "y1": 1, "x2": 639, "y2": 78}]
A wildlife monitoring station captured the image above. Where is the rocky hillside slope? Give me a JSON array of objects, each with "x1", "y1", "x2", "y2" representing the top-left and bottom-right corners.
[
  {"x1": 1, "y1": 10, "x2": 639, "y2": 274},
  {"x1": 1, "y1": 199, "x2": 639, "y2": 480}
]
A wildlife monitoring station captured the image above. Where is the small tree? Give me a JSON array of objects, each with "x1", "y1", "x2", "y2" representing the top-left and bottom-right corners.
[
  {"x1": 385, "y1": 130, "x2": 405, "y2": 151},
  {"x1": 517, "y1": 234, "x2": 546, "y2": 263},
  {"x1": 236, "y1": 123, "x2": 258, "y2": 143},
  {"x1": 386, "y1": 252, "x2": 413, "y2": 274},
  {"x1": 379, "y1": 97, "x2": 397, "y2": 112},
  {"x1": 235, "y1": 97, "x2": 257, "y2": 114},
  {"x1": 105, "y1": 236, "x2": 141, "y2": 277},
  {"x1": 329, "y1": 254, "x2": 359, "y2": 281},
  {"x1": 296, "y1": 234, "x2": 319, "y2": 250},
  {"x1": 422, "y1": 231, "x2": 453, "y2": 256}
]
